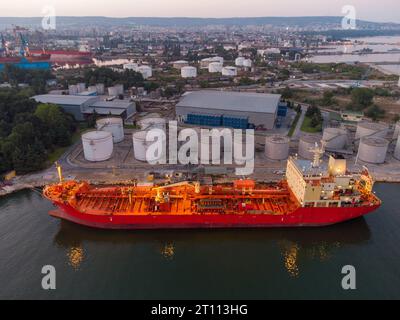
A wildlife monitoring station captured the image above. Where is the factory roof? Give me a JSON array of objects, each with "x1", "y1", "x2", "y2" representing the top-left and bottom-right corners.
[
  {"x1": 33, "y1": 94, "x2": 97, "y2": 106},
  {"x1": 176, "y1": 91, "x2": 281, "y2": 114},
  {"x1": 91, "y1": 100, "x2": 134, "y2": 109}
]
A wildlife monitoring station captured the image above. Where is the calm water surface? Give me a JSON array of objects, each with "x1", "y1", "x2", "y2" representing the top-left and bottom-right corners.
[{"x1": 0, "y1": 184, "x2": 399, "y2": 300}]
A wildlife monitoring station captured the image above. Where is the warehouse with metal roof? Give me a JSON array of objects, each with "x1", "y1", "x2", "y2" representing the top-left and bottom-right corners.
[
  {"x1": 33, "y1": 94, "x2": 136, "y2": 121},
  {"x1": 175, "y1": 91, "x2": 281, "y2": 130}
]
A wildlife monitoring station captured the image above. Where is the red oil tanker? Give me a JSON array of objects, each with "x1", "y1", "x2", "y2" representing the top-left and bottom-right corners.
[{"x1": 43, "y1": 155, "x2": 381, "y2": 229}]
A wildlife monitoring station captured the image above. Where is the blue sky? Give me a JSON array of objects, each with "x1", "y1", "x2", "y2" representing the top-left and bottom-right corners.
[{"x1": 2, "y1": 0, "x2": 400, "y2": 23}]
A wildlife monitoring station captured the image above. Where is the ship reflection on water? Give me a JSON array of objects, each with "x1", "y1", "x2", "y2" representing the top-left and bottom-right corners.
[{"x1": 53, "y1": 218, "x2": 371, "y2": 278}]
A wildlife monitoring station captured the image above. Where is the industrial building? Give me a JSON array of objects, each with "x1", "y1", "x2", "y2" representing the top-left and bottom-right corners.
[
  {"x1": 33, "y1": 94, "x2": 136, "y2": 121},
  {"x1": 176, "y1": 91, "x2": 282, "y2": 130}
]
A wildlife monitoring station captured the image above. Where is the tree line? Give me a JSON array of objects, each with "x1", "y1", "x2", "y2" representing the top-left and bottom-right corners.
[{"x1": 0, "y1": 89, "x2": 76, "y2": 174}]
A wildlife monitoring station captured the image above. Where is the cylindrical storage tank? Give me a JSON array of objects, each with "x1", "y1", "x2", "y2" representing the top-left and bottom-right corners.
[
  {"x1": 393, "y1": 121, "x2": 400, "y2": 140},
  {"x1": 213, "y1": 56, "x2": 224, "y2": 64},
  {"x1": 108, "y1": 86, "x2": 118, "y2": 96},
  {"x1": 394, "y1": 137, "x2": 400, "y2": 160},
  {"x1": 222, "y1": 66, "x2": 238, "y2": 77},
  {"x1": 181, "y1": 66, "x2": 197, "y2": 78},
  {"x1": 88, "y1": 86, "x2": 98, "y2": 94},
  {"x1": 265, "y1": 135, "x2": 290, "y2": 160},
  {"x1": 322, "y1": 128, "x2": 348, "y2": 150},
  {"x1": 355, "y1": 122, "x2": 389, "y2": 139},
  {"x1": 298, "y1": 135, "x2": 322, "y2": 160},
  {"x1": 235, "y1": 57, "x2": 245, "y2": 67},
  {"x1": 358, "y1": 137, "x2": 389, "y2": 164},
  {"x1": 96, "y1": 83, "x2": 105, "y2": 95},
  {"x1": 138, "y1": 117, "x2": 167, "y2": 131},
  {"x1": 132, "y1": 131, "x2": 166, "y2": 163},
  {"x1": 68, "y1": 85, "x2": 78, "y2": 95},
  {"x1": 77, "y1": 83, "x2": 86, "y2": 93},
  {"x1": 208, "y1": 62, "x2": 223, "y2": 73},
  {"x1": 243, "y1": 59, "x2": 252, "y2": 68},
  {"x1": 137, "y1": 65, "x2": 152, "y2": 79},
  {"x1": 115, "y1": 84, "x2": 124, "y2": 95},
  {"x1": 96, "y1": 117, "x2": 125, "y2": 143},
  {"x1": 82, "y1": 131, "x2": 113, "y2": 162}
]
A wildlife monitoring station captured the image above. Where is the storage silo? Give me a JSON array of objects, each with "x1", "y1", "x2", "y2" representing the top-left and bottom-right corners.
[
  {"x1": 393, "y1": 121, "x2": 400, "y2": 140},
  {"x1": 133, "y1": 131, "x2": 166, "y2": 163},
  {"x1": 208, "y1": 62, "x2": 223, "y2": 73},
  {"x1": 222, "y1": 66, "x2": 238, "y2": 77},
  {"x1": 108, "y1": 86, "x2": 118, "y2": 96},
  {"x1": 322, "y1": 128, "x2": 348, "y2": 150},
  {"x1": 265, "y1": 135, "x2": 290, "y2": 160},
  {"x1": 137, "y1": 65, "x2": 152, "y2": 79},
  {"x1": 235, "y1": 57, "x2": 245, "y2": 67},
  {"x1": 82, "y1": 131, "x2": 114, "y2": 162},
  {"x1": 68, "y1": 85, "x2": 78, "y2": 95},
  {"x1": 298, "y1": 135, "x2": 322, "y2": 160},
  {"x1": 181, "y1": 66, "x2": 197, "y2": 78},
  {"x1": 394, "y1": 137, "x2": 400, "y2": 160},
  {"x1": 138, "y1": 117, "x2": 167, "y2": 131},
  {"x1": 358, "y1": 137, "x2": 389, "y2": 164},
  {"x1": 115, "y1": 84, "x2": 124, "y2": 95},
  {"x1": 243, "y1": 59, "x2": 252, "y2": 68},
  {"x1": 96, "y1": 117, "x2": 125, "y2": 143},
  {"x1": 96, "y1": 83, "x2": 105, "y2": 95},
  {"x1": 355, "y1": 122, "x2": 389, "y2": 139},
  {"x1": 77, "y1": 83, "x2": 86, "y2": 93}
]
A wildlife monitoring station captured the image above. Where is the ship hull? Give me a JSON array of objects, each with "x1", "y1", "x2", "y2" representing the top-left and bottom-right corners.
[{"x1": 49, "y1": 201, "x2": 380, "y2": 230}]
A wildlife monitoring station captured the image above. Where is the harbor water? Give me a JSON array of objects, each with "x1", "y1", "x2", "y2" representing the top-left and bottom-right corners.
[{"x1": 0, "y1": 183, "x2": 399, "y2": 299}]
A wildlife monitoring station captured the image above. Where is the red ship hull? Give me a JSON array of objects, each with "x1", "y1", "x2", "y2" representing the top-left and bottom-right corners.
[{"x1": 49, "y1": 201, "x2": 380, "y2": 230}]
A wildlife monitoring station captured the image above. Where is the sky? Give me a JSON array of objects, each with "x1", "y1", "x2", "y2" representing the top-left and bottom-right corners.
[{"x1": 1, "y1": 0, "x2": 400, "y2": 23}]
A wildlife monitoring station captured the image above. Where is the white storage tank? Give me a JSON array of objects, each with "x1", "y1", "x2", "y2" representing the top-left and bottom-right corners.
[
  {"x1": 181, "y1": 66, "x2": 197, "y2": 78},
  {"x1": 243, "y1": 59, "x2": 252, "y2": 68},
  {"x1": 393, "y1": 121, "x2": 400, "y2": 140},
  {"x1": 132, "y1": 131, "x2": 166, "y2": 163},
  {"x1": 115, "y1": 84, "x2": 124, "y2": 95},
  {"x1": 88, "y1": 86, "x2": 98, "y2": 94},
  {"x1": 137, "y1": 65, "x2": 152, "y2": 79},
  {"x1": 235, "y1": 57, "x2": 245, "y2": 67},
  {"x1": 96, "y1": 83, "x2": 105, "y2": 95},
  {"x1": 355, "y1": 122, "x2": 389, "y2": 139},
  {"x1": 358, "y1": 137, "x2": 389, "y2": 164},
  {"x1": 108, "y1": 86, "x2": 118, "y2": 96},
  {"x1": 77, "y1": 83, "x2": 86, "y2": 93},
  {"x1": 222, "y1": 66, "x2": 238, "y2": 77},
  {"x1": 394, "y1": 137, "x2": 400, "y2": 160},
  {"x1": 208, "y1": 62, "x2": 223, "y2": 73},
  {"x1": 138, "y1": 117, "x2": 167, "y2": 131},
  {"x1": 82, "y1": 131, "x2": 114, "y2": 162},
  {"x1": 68, "y1": 85, "x2": 78, "y2": 95},
  {"x1": 96, "y1": 117, "x2": 125, "y2": 143},
  {"x1": 322, "y1": 128, "x2": 348, "y2": 150},
  {"x1": 299, "y1": 135, "x2": 322, "y2": 160},
  {"x1": 265, "y1": 135, "x2": 290, "y2": 160}
]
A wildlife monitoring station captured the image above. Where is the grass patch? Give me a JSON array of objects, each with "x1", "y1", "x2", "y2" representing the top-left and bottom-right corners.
[
  {"x1": 301, "y1": 116, "x2": 323, "y2": 133},
  {"x1": 288, "y1": 112, "x2": 301, "y2": 137}
]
